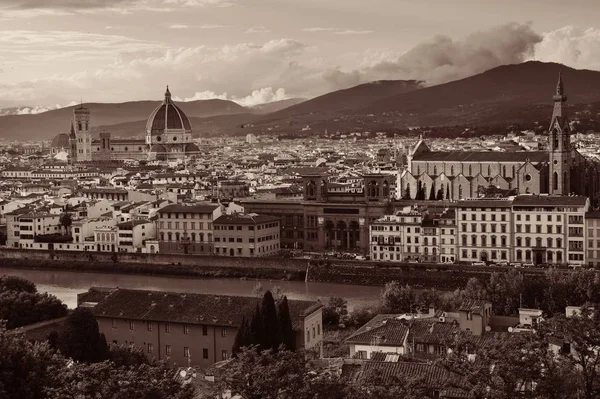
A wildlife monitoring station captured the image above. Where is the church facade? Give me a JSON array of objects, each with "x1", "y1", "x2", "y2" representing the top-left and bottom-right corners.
[
  {"x1": 50, "y1": 87, "x2": 200, "y2": 163},
  {"x1": 401, "y1": 74, "x2": 600, "y2": 202}
]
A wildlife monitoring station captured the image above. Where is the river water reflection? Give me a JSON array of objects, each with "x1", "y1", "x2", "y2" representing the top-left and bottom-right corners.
[{"x1": 0, "y1": 267, "x2": 382, "y2": 311}]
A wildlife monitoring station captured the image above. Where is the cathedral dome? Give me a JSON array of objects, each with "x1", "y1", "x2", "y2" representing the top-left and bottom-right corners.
[
  {"x1": 149, "y1": 144, "x2": 166, "y2": 153},
  {"x1": 51, "y1": 133, "x2": 70, "y2": 149},
  {"x1": 145, "y1": 86, "x2": 192, "y2": 136},
  {"x1": 184, "y1": 143, "x2": 200, "y2": 152}
]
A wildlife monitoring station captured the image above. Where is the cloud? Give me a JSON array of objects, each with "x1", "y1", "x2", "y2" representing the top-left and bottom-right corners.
[
  {"x1": 199, "y1": 24, "x2": 229, "y2": 29},
  {"x1": 0, "y1": 0, "x2": 232, "y2": 18},
  {"x1": 534, "y1": 26, "x2": 600, "y2": 71},
  {"x1": 246, "y1": 26, "x2": 270, "y2": 34},
  {"x1": 168, "y1": 24, "x2": 189, "y2": 29},
  {"x1": 303, "y1": 27, "x2": 336, "y2": 32},
  {"x1": 335, "y1": 30, "x2": 373, "y2": 35},
  {"x1": 176, "y1": 87, "x2": 289, "y2": 106},
  {"x1": 322, "y1": 22, "x2": 542, "y2": 89}
]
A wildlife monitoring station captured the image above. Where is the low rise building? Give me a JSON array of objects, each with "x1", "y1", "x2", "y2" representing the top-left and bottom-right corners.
[
  {"x1": 80, "y1": 288, "x2": 323, "y2": 368},
  {"x1": 156, "y1": 203, "x2": 221, "y2": 254},
  {"x1": 213, "y1": 213, "x2": 280, "y2": 257},
  {"x1": 117, "y1": 220, "x2": 156, "y2": 252}
]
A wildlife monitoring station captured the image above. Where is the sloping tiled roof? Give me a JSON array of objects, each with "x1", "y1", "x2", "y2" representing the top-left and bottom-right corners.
[
  {"x1": 346, "y1": 314, "x2": 409, "y2": 345},
  {"x1": 512, "y1": 195, "x2": 587, "y2": 207},
  {"x1": 407, "y1": 320, "x2": 460, "y2": 345},
  {"x1": 158, "y1": 203, "x2": 219, "y2": 214},
  {"x1": 341, "y1": 361, "x2": 469, "y2": 392},
  {"x1": 90, "y1": 288, "x2": 321, "y2": 330},
  {"x1": 459, "y1": 299, "x2": 490, "y2": 315},
  {"x1": 412, "y1": 151, "x2": 548, "y2": 163},
  {"x1": 214, "y1": 214, "x2": 280, "y2": 225}
]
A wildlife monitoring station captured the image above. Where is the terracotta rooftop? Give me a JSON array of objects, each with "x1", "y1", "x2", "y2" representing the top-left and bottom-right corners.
[
  {"x1": 512, "y1": 195, "x2": 588, "y2": 207},
  {"x1": 412, "y1": 150, "x2": 548, "y2": 163},
  {"x1": 89, "y1": 288, "x2": 321, "y2": 330},
  {"x1": 158, "y1": 203, "x2": 219, "y2": 214}
]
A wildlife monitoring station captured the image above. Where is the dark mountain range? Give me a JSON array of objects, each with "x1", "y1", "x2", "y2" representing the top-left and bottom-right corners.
[{"x1": 250, "y1": 98, "x2": 306, "y2": 114}]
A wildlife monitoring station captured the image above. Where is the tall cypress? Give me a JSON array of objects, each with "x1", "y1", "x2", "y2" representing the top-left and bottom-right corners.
[
  {"x1": 429, "y1": 183, "x2": 436, "y2": 201},
  {"x1": 249, "y1": 303, "x2": 264, "y2": 350},
  {"x1": 277, "y1": 296, "x2": 296, "y2": 351},
  {"x1": 232, "y1": 317, "x2": 249, "y2": 356},
  {"x1": 260, "y1": 291, "x2": 281, "y2": 351}
]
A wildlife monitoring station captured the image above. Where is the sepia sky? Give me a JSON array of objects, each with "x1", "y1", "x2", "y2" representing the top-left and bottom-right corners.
[{"x1": 0, "y1": 0, "x2": 600, "y2": 110}]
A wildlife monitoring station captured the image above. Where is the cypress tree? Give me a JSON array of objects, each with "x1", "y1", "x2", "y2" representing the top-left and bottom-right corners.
[
  {"x1": 249, "y1": 303, "x2": 264, "y2": 349},
  {"x1": 232, "y1": 317, "x2": 249, "y2": 356},
  {"x1": 446, "y1": 183, "x2": 450, "y2": 200},
  {"x1": 260, "y1": 291, "x2": 281, "y2": 351},
  {"x1": 58, "y1": 308, "x2": 108, "y2": 363},
  {"x1": 404, "y1": 183, "x2": 411, "y2": 199},
  {"x1": 277, "y1": 296, "x2": 296, "y2": 351},
  {"x1": 436, "y1": 188, "x2": 443, "y2": 200},
  {"x1": 429, "y1": 183, "x2": 436, "y2": 200}
]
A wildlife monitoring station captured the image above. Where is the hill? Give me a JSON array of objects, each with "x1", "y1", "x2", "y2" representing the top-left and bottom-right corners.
[
  {"x1": 0, "y1": 99, "x2": 247, "y2": 141},
  {"x1": 243, "y1": 62, "x2": 600, "y2": 135},
  {"x1": 250, "y1": 98, "x2": 306, "y2": 114}
]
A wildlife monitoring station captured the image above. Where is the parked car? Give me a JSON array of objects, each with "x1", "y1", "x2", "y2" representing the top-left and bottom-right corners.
[
  {"x1": 523, "y1": 262, "x2": 535, "y2": 268},
  {"x1": 496, "y1": 261, "x2": 508, "y2": 267},
  {"x1": 472, "y1": 261, "x2": 486, "y2": 266},
  {"x1": 407, "y1": 260, "x2": 419, "y2": 264},
  {"x1": 354, "y1": 255, "x2": 366, "y2": 261},
  {"x1": 511, "y1": 262, "x2": 523, "y2": 268}
]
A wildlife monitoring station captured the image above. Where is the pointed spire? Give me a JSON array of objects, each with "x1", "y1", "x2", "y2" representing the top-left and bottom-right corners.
[
  {"x1": 556, "y1": 71, "x2": 564, "y2": 96},
  {"x1": 164, "y1": 85, "x2": 172, "y2": 104}
]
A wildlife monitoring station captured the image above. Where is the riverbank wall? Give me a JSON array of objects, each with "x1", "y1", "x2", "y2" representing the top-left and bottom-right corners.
[{"x1": 0, "y1": 248, "x2": 545, "y2": 290}]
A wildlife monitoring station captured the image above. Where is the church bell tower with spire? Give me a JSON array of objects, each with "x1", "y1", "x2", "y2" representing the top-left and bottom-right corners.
[{"x1": 548, "y1": 72, "x2": 571, "y2": 195}]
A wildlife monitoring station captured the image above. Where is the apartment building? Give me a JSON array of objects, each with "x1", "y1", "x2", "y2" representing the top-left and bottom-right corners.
[
  {"x1": 117, "y1": 220, "x2": 156, "y2": 252},
  {"x1": 80, "y1": 288, "x2": 323, "y2": 369},
  {"x1": 439, "y1": 210, "x2": 457, "y2": 263},
  {"x1": 456, "y1": 198, "x2": 513, "y2": 263},
  {"x1": 213, "y1": 213, "x2": 281, "y2": 257},
  {"x1": 586, "y1": 212, "x2": 600, "y2": 267},
  {"x1": 17, "y1": 213, "x2": 63, "y2": 249},
  {"x1": 156, "y1": 203, "x2": 222, "y2": 254},
  {"x1": 512, "y1": 196, "x2": 588, "y2": 265},
  {"x1": 369, "y1": 210, "x2": 422, "y2": 262}
]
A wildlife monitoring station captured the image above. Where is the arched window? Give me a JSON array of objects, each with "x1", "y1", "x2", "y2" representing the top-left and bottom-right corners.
[
  {"x1": 536, "y1": 237, "x2": 542, "y2": 247},
  {"x1": 468, "y1": 165, "x2": 472, "y2": 176},
  {"x1": 306, "y1": 180, "x2": 316, "y2": 197},
  {"x1": 516, "y1": 237, "x2": 522, "y2": 247},
  {"x1": 200, "y1": 232, "x2": 205, "y2": 242},
  {"x1": 553, "y1": 129, "x2": 559, "y2": 149},
  {"x1": 547, "y1": 238, "x2": 552, "y2": 248},
  {"x1": 553, "y1": 172, "x2": 558, "y2": 190},
  {"x1": 433, "y1": 165, "x2": 437, "y2": 175},
  {"x1": 167, "y1": 232, "x2": 172, "y2": 241},
  {"x1": 487, "y1": 165, "x2": 491, "y2": 176},
  {"x1": 458, "y1": 185, "x2": 463, "y2": 199},
  {"x1": 471, "y1": 235, "x2": 477, "y2": 245},
  {"x1": 191, "y1": 232, "x2": 196, "y2": 242},
  {"x1": 503, "y1": 165, "x2": 506, "y2": 177},
  {"x1": 382, "y1": 181, "x2": 390, "y2": 197},
  {"x1": 557, "y1": 238, "x2": 562, "y2": 248},
  {"x1": 432, "y1": 237, "x2": 436, "y2": 246},
  {"x1": 432, "y1": 247, "x2": 437, "y2": 255},
  {"x1": 450, "y1": 166, "x2": 455, "y2": 176},
  {"x1": 207, "y1": 233, "x2": 213, "y2": 242},
  {"x1": 160, "y1": 232, "x2": 165, "y2": 241},
  {"x1": 175, "y1": 232, "x2": 180, "y2": 241},
  {"x1": 78, "y1": 122, "x2": 82, "y2": 131},
  {"x1": 424, "y1": 237, "x2": 428, "y2": 246}
]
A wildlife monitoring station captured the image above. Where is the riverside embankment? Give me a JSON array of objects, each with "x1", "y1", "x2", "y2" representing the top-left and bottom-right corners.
[{"x1": 0, "y1": 248, "x2": 554, "y2": 290}]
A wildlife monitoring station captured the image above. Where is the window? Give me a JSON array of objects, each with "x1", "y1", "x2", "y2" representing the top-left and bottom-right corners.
[
  {"x1": 222, "y1": 350, "x2": 228, "y2": 360},
  {"x1": 112, "y1": 319, "x2": 117, "y2": 329},
  {"x1": 165, "y1": 323, "x2": 171, "y2": 333},
  {"x1": 147, "y1": 343, "x2": 153, "y2": 354},
  {"x1": 203, "y1": 348, "x2": 209, "y2": 359},
  {"x1": 221, "y1": 328, "x2": 227, "y2": 338},
  {"x1": 166, "y1": 345, "x2": 172, "y2": 356},
  {"x1": 184, "y1": 347, "x2": 190, "y2": 358},
  {"x1": 129, "y1": 320, "x2": 135, "y2": 331},
  {"x1": 202, "y1": 325, "x2": 208, "y2": 336},
  {"x1": 147, "y1": 321, "x2": 152, "y2": 332},
  {"x1": 306, "y1": 330, "x2": 310, "y2": 342},
  {"x1": 184, "y1": 325, "x2": 190, "y2": 335}
]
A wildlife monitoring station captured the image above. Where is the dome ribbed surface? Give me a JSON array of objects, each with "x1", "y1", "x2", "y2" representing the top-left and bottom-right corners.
[
  {"x1": 146, "y1": 100, "x2": 192, "y2": 136},
  {"x1": 51, "y1": 133, "x2": 70, "y2": 148}
]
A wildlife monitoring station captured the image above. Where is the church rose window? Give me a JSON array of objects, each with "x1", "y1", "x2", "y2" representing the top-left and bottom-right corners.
[
  {"x1": 525, "y1": 174, "x2": 532, "y2": 182},
  {"x1": 156, "y1": 136, "x2": 162, "y2": 142}
]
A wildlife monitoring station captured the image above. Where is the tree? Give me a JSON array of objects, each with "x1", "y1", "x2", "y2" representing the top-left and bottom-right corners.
[
  {"x1": 233, "y1": 317, "x2": 251, "y2": 357},
  {"x1": 429, "y1": 183, "x2": 436, "y2": 201},
  {"x1": 278, "y1": 296, "x2": 296, "y2": 351},
  {"x1": 260, "y1": 291, "x2": 281, "y2": 351},
  {"x1": 436, "y1": 188, "x2": 444, "y2": 201},
  {"x1": 59, "y1": 213, "x2": 72, "y2": 234},
  {"x1": 249, "y1": 303, "x2": 264, "y2": 349},
  {"x1": 45, "y1": 361, "x2": 196, "y2": 399},
  {"x1": 381, "y1": 281, "x2": 416, "y2": 313},
  {"x1": 322, "y1": 297, "x2": 348, "y2": 327},
  {"x1": 446, "y1": 183, "x2": 450, "y2": 200},
  {"x1": 107, "y1": 343, "x2": 150, "y2": 367},
  {"x1": 0, "y1": 275, "x2": 36, "y2": 293},
  {"x1": 403, "y1": 183, "x2": 411, "y2": 200},
  {"x1": 0, "y1": 290, "x2": 68, "y2": 329},
  {"x1": 57, "y1": 307, "x2": 108, "y2": 363}
]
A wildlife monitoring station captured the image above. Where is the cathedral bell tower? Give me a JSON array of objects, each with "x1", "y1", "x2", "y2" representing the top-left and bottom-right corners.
[
  {"x1": 73, "y1": 103, "x2": 92, "y2": 162},
  {"x1": 548, "y1": 72, "x2": 571, "y2": 195}
]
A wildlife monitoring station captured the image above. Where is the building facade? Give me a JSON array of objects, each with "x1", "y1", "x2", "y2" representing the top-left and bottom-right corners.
[
  {"x1": 213, "y1": 214, "x2": 280, "y2": 257},
  {"x1": 156, "y1": 203, "x2": 221, "y2": 254},
  {"x1": 81, "y1": 288, "x2": 323, "y2": 369}
]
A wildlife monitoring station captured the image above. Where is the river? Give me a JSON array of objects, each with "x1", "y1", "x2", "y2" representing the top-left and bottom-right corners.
[{"x1": 0, "y1": 267, "x2": 382, "y2": 311}]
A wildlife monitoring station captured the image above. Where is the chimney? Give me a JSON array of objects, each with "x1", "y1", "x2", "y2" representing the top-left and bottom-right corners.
[{"x1": 429, "y1": 323, "x2": 434, "y2": 334}]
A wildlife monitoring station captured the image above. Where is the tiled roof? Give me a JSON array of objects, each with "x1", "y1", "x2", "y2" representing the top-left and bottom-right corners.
[
  {"x1": 158, "y1": 204, "x2": 219, "y2": 214},
  {"x1": 346, "y1": 314, "x2": 409, "y2": 346},
  {"x1": 408, "y1": 320, "x2": 460, "y2": 345},
  {"x1": 214, "y1": 214, "x2": 280, "y2": 225},
  {"x1": 341, "y1": 361, "x2": 469, "y2": 391},
  {"x1": 459, "y1": 299, "x2": 490, "y2": 315},
  {"x1": 90, "y1": 288, "x2": 321, "y2": 330},
  {"x1": 456, "y1": 198, "x2": 514, "y2": 208},
  {"x1": 512, "y1": 195, "x2": 587, "y2": 207},
  {"x1": 412, "y1": 151, "x2": 548, "y2": 163},
  {"x1": 6, "y1": 316, "x2": 67, "y2": 342}
]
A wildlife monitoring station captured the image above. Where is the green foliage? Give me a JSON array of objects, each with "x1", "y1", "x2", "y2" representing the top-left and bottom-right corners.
[
  {"x1": 381, "y1": 281, "x2": 417, "y2": 313},
  {"x1": 107, "y1": 344, "x2": 150, "y2": 367},
  {"x1": 59, "y1": 213, "x2": 72, "y2": 230},
  {"x1": 346, "y1": 307, "x2": 376, "y2": 327},
  {"x1": 322, "y1": 297, "x2": 348, "y2": 327},
  {"x1": 0, "y1": 290, "x2": 67, "y2": 330},
  {"x1": 0, "y1": 275, "x2": 36, "y2": 293},
  {"x1": 277, "y1": 297, "x2": 296, "y2": 351},
  {"x1": 44, "y1": 360, "x2": 195, "y2": 399},
  {"x1": 57, "y1": 308, "x2": 108, "y2": 363},
  {"x1": 261, "y1": 291, "x2": 281, "y2": 351}
]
